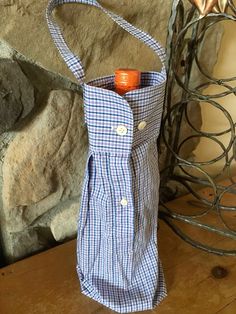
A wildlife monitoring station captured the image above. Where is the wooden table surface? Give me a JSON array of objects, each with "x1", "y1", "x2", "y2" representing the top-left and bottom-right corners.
[{"x1": 1, "y1": 184, "x2": 236, "y2": 314}]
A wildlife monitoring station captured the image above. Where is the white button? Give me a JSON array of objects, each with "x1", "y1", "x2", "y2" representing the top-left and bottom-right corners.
[
  {"x1": 138, "y1": 121, "x2": 147, "y2": 130},
  {"x1": 120, "y1": 198, "x2": 128, "y2": 206},
  {"x1": 116, "y1": 125, "x2": 128, "y2": 136},
  {"x1": 128, "y1": 250, "x2": 133, "y2": 256}
]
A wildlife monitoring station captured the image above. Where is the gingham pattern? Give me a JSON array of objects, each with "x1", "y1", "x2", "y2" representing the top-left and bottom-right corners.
[
  {"x1": 46, "y1": 0, "x2": 166, "y2": 84},
  {"x1": 46, "y1": 1, "x2": 168, "y2": 312}
]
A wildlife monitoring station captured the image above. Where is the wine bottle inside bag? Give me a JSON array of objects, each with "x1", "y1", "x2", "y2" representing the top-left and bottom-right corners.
[{"x1": 115, "y1": 69, "x2": 141, "y2": 95}]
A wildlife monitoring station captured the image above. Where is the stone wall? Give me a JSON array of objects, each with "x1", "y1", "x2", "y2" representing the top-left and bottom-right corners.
[
  {"x1": 0, "y1": 57, "x2": 87, "y2": 263},
  {"x1": 0, "y1": 0, "x2": 223, "y2": 264}
]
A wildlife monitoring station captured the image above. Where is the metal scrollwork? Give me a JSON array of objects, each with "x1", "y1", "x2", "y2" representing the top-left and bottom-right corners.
[{"x1": 159, "y1": 0, "x2": 236, "y2": 255}]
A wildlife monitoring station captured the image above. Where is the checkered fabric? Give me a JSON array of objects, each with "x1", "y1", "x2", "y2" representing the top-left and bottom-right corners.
[{"x1": 46, "y1": 1, "x2": 168, "y2": 312}]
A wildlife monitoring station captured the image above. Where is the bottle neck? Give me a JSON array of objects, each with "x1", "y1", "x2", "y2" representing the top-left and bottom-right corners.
[{"x1": 114, "y1": 69, "x2": 141, "y2": 95}]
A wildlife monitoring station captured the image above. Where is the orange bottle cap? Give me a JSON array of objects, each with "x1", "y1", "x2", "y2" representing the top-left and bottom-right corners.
[{"x1": 115, "y1": 69, "x2": 141, "y2": 88}]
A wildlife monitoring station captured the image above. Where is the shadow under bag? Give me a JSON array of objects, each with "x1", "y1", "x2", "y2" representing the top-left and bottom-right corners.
[{"x1": 46, "y1": 0, "x2": 167, "y2": 312}]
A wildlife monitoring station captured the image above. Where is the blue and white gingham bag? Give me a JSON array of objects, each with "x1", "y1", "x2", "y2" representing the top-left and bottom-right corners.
[{"x1": 46, "y1": 1, "x2": 167, "y2": 312}]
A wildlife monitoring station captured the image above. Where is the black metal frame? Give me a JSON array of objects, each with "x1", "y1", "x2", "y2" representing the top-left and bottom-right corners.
[{"x1": 159, "y1": 0, "x2": 236, "y2": 255}]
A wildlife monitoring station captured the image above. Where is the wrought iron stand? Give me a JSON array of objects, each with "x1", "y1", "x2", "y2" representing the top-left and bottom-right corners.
[{"x1": 159, "y1": 0, "x2": 236, "y2": 255}]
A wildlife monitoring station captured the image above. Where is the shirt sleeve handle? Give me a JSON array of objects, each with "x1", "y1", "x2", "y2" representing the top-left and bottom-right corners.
[{"x1": 46, "y1": 0, "x2": 166, "y2": 84}]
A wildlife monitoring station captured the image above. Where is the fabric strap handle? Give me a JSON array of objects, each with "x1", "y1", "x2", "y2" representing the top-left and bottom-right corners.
[{"x1": 46, "y1": 0, "x2": 166, "y2": 84}]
